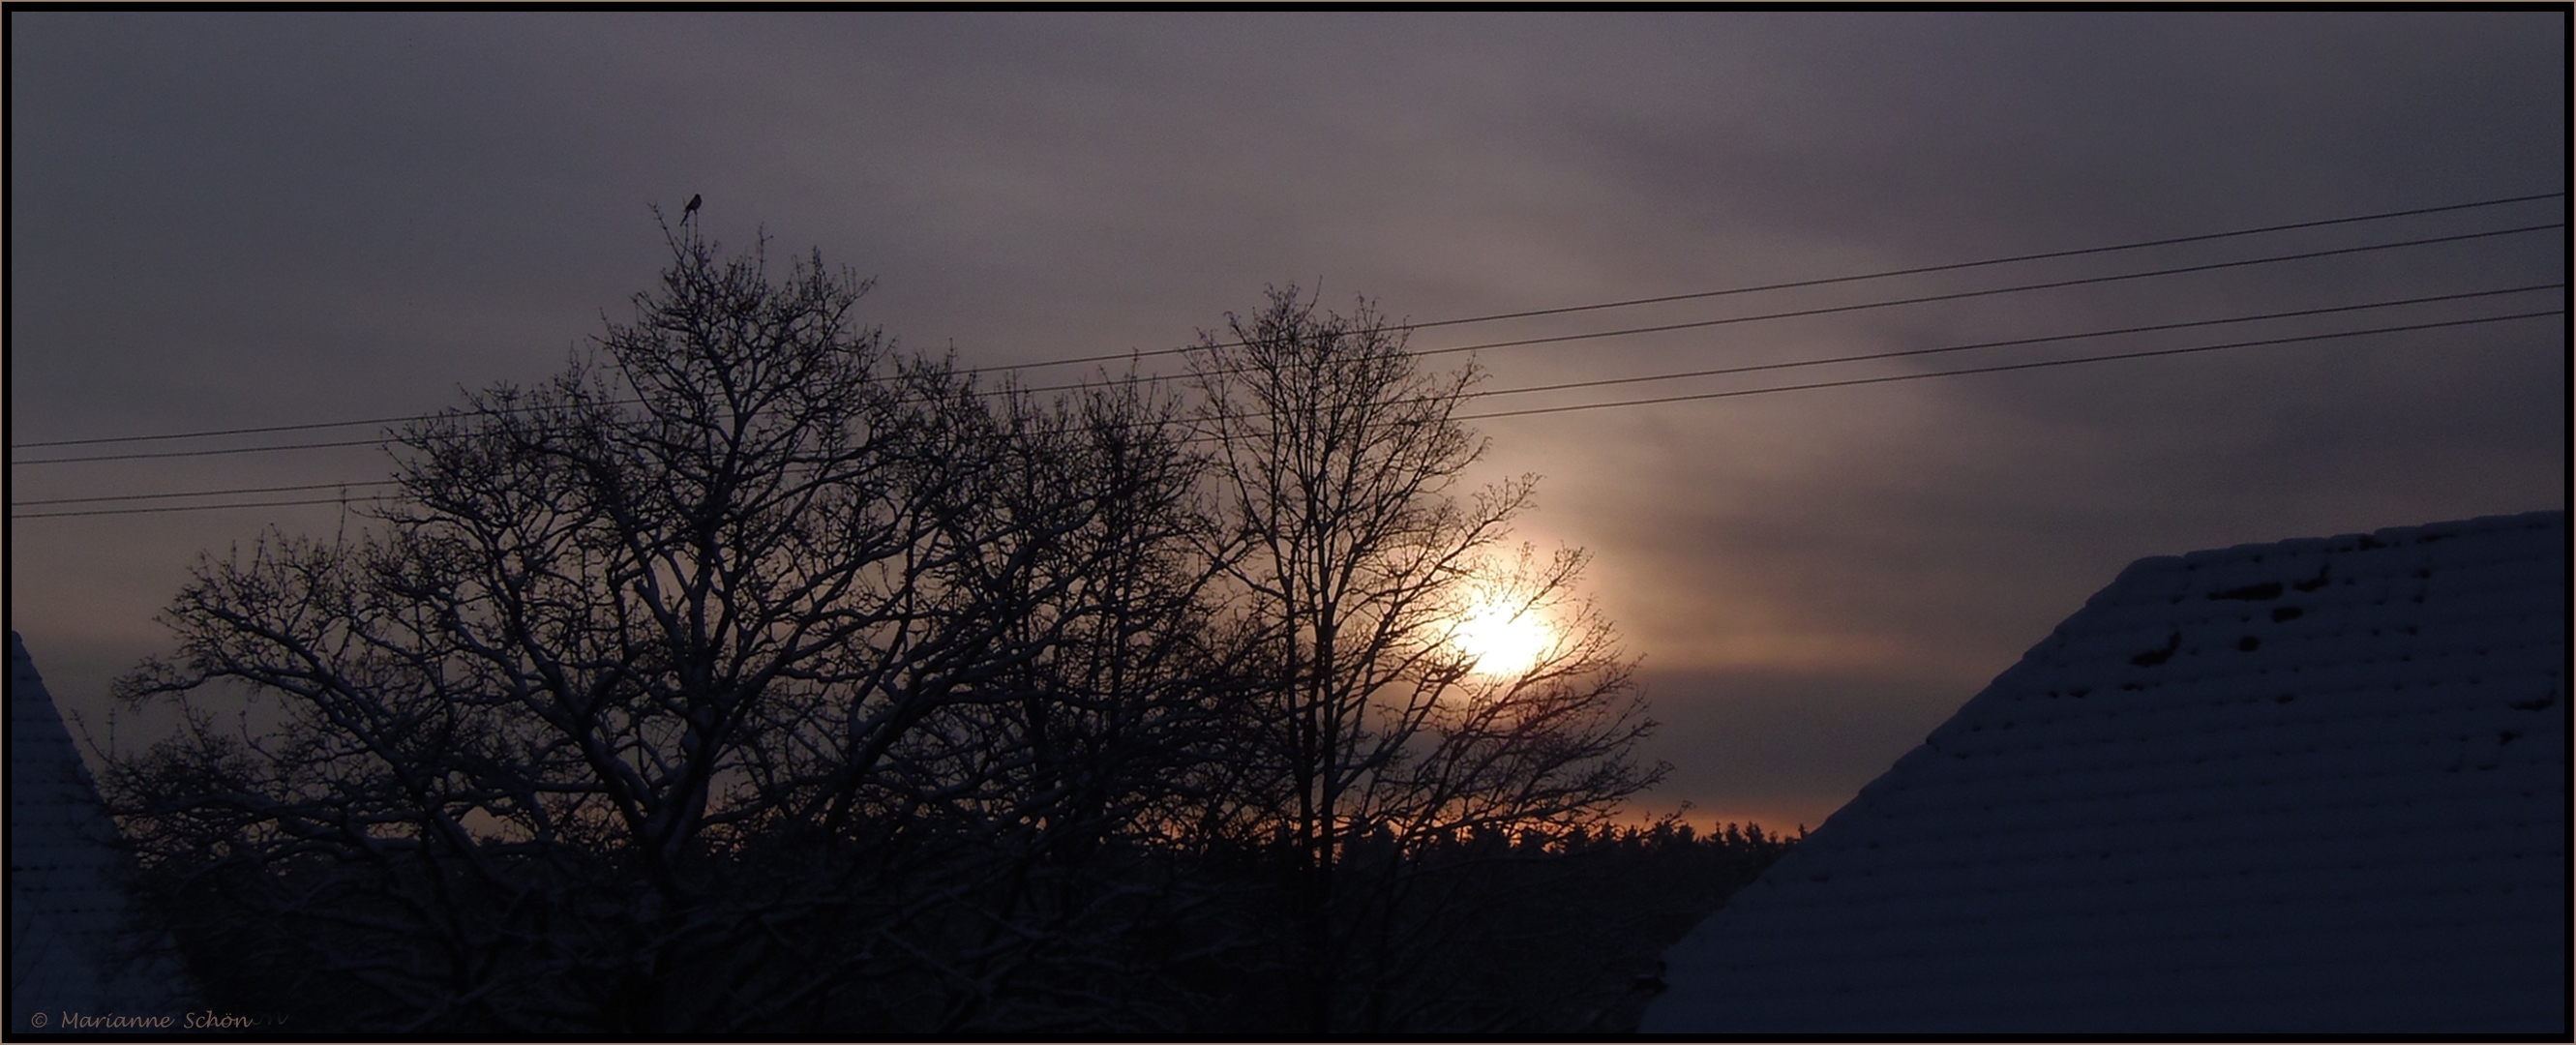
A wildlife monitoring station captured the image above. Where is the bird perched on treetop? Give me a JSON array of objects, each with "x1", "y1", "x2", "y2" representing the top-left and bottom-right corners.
[{"x1": 683, "y1": 194, "x2": 702, "y2": 221}]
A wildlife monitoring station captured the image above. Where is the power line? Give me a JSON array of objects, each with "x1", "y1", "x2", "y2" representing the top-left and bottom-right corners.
[
  {"x1": 16, "y1": 436, "x2": 393, "y2": 467},
  {"x1": 1401, "y1": 222, "x2": 2561, "y2": 361},
  {"x1": 902, "y1": 193, "x2": 2573, "y2": 373},
  {"x1": 13, "y1": 480, "x2": 402, "y2": 508},
  {"x1": 16, "y1": 222, "x2": 2559, "y2": 468},
  {"x1": 965, "y1": 264, "x2": 2574, "y2": 402},
  {"x1": 28, "y1": 285, "x2": 2554, "y2": 516},
  {"x1": 1387, "y1": 191, "x2": 2565, "y2": 334},
  {"x1": 15, "y1": 409, "x2": 521, "y2": 451},
  {"x1": 1466, "y1": 284, "x2": 2562, "y2": 403},
  {"x1": 1454, "y1": 310, "x2": 2563, "y2": 421},
  {"x1": 14, "y1": 495, "x2": 385, "y2": 520},
  {"x1": 15, "y1": 308, "x2": 2559, "y2": 521},
  {"x1": 18, "y1": 192, "x2": 2561, "y2": 452}
]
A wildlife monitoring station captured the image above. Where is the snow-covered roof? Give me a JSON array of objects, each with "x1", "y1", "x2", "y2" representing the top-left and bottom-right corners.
[
  {"x1": 10, "y1": 632, "x2": 194, "y2": 1028},
  {"x1": 1643, "y1": 510, "x2": 2567, "y2": 1034}
]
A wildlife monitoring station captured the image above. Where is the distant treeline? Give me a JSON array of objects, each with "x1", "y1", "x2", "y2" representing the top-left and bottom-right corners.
[
  {"x1": 102, "y1": 221, "x2": 1782, "y2": 1034},
  {"x1": 147, "y1": 815, "x2": 1792, "y2": 1033}
]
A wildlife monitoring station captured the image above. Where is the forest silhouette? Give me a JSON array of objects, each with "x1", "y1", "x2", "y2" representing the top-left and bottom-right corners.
[{"x1": 103, "y1": 219, "x2": 1791, "y2": 1034}]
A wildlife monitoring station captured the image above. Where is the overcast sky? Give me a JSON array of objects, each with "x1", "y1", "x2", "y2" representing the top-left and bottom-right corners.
[{"x1": 10, "y1": 11, "x2": 2565, "y2": 829}]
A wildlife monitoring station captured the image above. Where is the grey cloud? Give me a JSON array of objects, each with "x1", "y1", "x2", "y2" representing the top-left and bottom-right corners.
[{"x1": 10, "y1": 11, "x2": 2562, "y2": 829}]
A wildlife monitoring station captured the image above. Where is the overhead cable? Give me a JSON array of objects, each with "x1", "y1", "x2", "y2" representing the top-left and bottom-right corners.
[
  {"x1": 16, "y1": 223, "x2": 2559, "y2": 467},
  {"x1": 16, "y1": 307, "x2": 2559, "y2": 520},
  {"x1": 14, "y1": 480, "x2": 402, "y2": 508},
  {"x1": 1467, "y1": 284, "x2": 2561, "y2": 402},
  {"x1": 17, "y1": 193, "x2": 2561, "y2": 452},
  {"x1": 1455, "y1": 310, "x2": 2563, "y2": 421}
]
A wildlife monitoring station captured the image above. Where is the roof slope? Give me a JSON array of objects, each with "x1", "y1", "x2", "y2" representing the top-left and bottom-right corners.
[
  {"x1": 1643, "y1": 511, "x2": 2567, "y2": 1034},
  {"x1": 10, "y1": 632, "x2": 194, "y2": 1028}
]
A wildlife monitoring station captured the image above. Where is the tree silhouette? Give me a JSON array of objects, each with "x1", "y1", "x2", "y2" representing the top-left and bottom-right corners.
[
  {"x1": 101, "y1": 239, "x2": 1697, "y2": 1035},
  {"x1": 1185, "y1": 287, "x2": 1664, "y2": 1033},
  {"x1": 105, "y1": 219, "x2": 1216, "y2": 1032}
]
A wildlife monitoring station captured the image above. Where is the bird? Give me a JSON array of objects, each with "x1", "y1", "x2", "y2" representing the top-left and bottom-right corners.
[{"x1": 682, "y1": 194, "x2": 702, "y2": 222}]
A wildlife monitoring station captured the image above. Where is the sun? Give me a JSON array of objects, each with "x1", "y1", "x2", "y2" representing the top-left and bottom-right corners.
[{"x1": 1451, "y1": 599, "x2": 1552, "y2": 678}]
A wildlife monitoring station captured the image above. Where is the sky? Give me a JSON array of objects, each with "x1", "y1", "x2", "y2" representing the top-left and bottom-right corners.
[{"x1": 9, "y1": 11, "x2": 2566, "y2": 831}]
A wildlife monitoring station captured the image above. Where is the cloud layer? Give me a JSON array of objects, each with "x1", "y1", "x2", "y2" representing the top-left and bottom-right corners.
[{"x1": 12, "y1": 12, "x2": 2564, "y2": 828}]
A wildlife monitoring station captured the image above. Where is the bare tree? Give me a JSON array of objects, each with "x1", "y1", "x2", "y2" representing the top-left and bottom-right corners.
[
  {"x1": 101, "y1": 236, "x2": 1678, "y2": 1032},
  {"x1": 1184, "y1": 287, "x2": 1664, "y2": 1033},
  {"x1": 103, "y1": 218, "x2": 1219, "y2": 1033}
]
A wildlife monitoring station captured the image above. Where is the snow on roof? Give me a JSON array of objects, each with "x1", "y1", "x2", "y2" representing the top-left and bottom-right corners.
[
  {"x1": 10, "y1": 632, "x2": 195, "y2": 1028},
  {"x1": 1643, "y1": 511, "x2": 2567, "y2": 1034}
]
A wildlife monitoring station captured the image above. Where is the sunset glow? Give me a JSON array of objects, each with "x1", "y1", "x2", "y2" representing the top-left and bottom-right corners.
[
  {"x1": 8, "y1": 21, "x2": 2557, "y2": 1024},
  {"x1": 1453, "y1": 600, "x2": 1552, "y2": 678}
]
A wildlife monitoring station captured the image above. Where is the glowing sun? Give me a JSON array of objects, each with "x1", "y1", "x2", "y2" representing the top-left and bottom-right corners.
[{"x1": 1452, "y1": 600, "x2": 1552, "y2": 678}]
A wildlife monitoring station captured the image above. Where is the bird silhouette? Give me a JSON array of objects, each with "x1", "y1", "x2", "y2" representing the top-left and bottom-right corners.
[{"x1": 682, "y1": 194, "x2": 702, "y2": 222}]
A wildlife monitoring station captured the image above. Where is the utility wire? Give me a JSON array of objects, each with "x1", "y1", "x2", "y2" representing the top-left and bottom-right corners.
[
  {"x1": 16, "y1": 308, "x2": 2560, "y2": 520},
  {"x1": 897, "y1": 194, "x2": 2574, "y2": 373},
  {"x1": 1467, "y1": 284, "x2": 2561, "y2": 402},
  {"x1": 1385, "y1": 191, "x2": 2565, "y2": 334},
  {"x1": 17, "y1": 222, "x2": 2560, "y2": 468},
  {"x1": 18, "y1": 436, "x2": 394, "y2": 466},
  {"x1": 15, "y1": 409, "x2": 517, "y2": 450},
  {"x1": 14, "y1": 480, "x2": 402, "y2": 508},
  {"x1": 27, "y1": 286, "x2": 2552, "y2": 514},
  {"x1": 955, "y1": 266, "x2": 2574, "y2": 402},
  {"x1": 1455, "y1": 310, "x2": 2563, "y2": 421},
  {"x1": 1402, "y1": 223, "x2": 2561, "y2": 361},
  {"x1": 18, "y1": 192, "x2": 2561, "y2": 452},
  {"x1": 14, "y1": 495, "x2": 384, "y2": 520}
]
